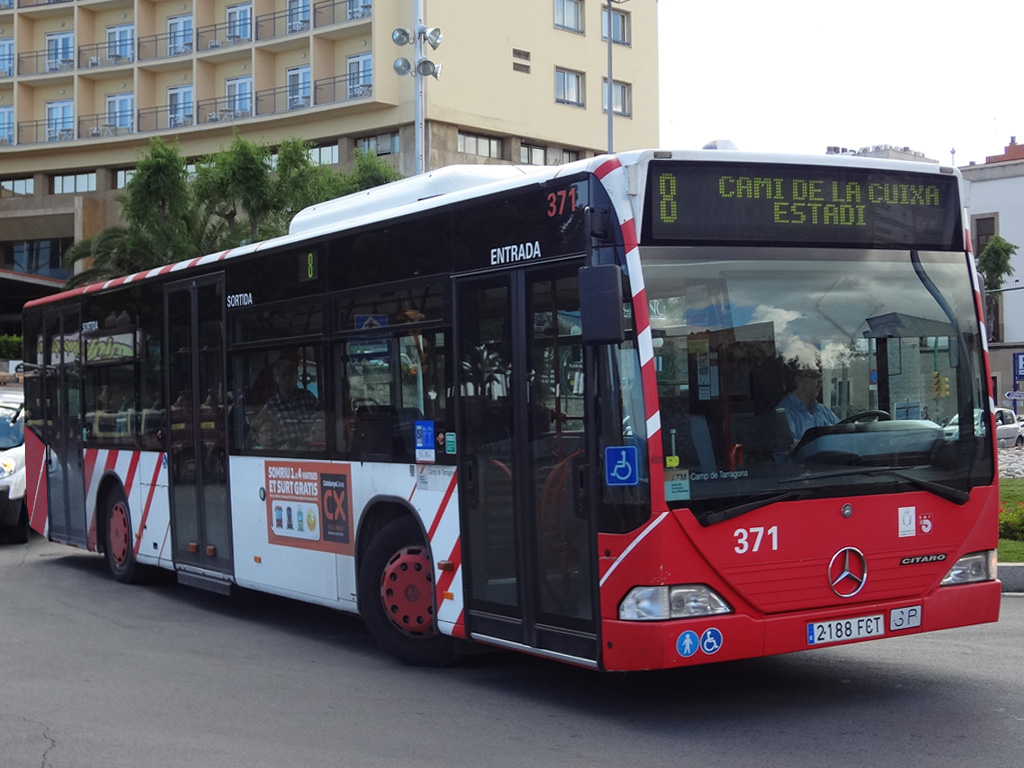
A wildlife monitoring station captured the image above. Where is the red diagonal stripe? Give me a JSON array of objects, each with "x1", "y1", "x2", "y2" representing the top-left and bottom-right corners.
[{"x1": 427, "y1": 470, "x2": 458, "y2": 542}]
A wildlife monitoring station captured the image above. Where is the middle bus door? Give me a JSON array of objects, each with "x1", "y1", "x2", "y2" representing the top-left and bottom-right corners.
[
  {"x1": 455, "y1": 263, "x2": 598, "y2": 663},
  {"x1": 164, "y1": 275, "x2": 233, "y2": 578}
]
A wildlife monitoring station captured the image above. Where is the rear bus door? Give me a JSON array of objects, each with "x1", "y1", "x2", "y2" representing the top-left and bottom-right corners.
[
  {"x1": 41, "y1": 307, "x2": 87, "y2": 546},
  {"x1": 455, "y1": 261, "x2": 599, "y2": 663}
]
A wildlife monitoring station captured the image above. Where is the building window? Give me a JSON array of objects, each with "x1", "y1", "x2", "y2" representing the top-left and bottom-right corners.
[
  {"x1": 558, "y1": 149, "x2": 580, "y2": 164},
  {"x1": 168, "y1": 85, "x2": 194, "y2": 128},
  {"x1": 555, "y1": 0, "x2": 583, "y2": 32},
  {"x1": 45, "y1": 100, "x2": 74, "y2": 142},
  {"x1": 226, "y1": 3, "x2": 253, "y2": 41},
  {"x1": 308, "y1": 144, "x2": 340, "y2": 165},
  {"x1": 0, "y1": 106, "x2": 12, "y2": 146},
  {"x1": 106, "y1": 93, "x2": 135, "y2": 133},
  {"x1": 0, "y1": 38, "x2": 13, "y2": 78},
  {"x1": 972, "y1": 214, "x2": 997, "y2": 256},
  {"x1": 287, "y1": 65, "x2": 311, "y2": 109},
  {"x1": 1, "y1": 177, "x2": 33, "y2": 197},
  {"x1": 347, "y1": 53, "x2": 372, "y2": 98},
  {"x1": 602, "y1": 7, "x2": 630, "y2": 44},
  {"x1": 45, "y1": 32, "x2": 74, "y2": 72},
  {"x1": 521, "y1": 144, "x2": 545, "y2": 165},
  {"x1": 115, "y1": 169, "x2": 135, "y2": 189},
  {"x1": 53, "y1": 172, "x2": 97, "y2": 195},
  {"x1": 226, "y1": 76, "x2": 253, "y2": 117},
  {"x1": 458, "y1": 131, "x2": 502, "y2": 159},
  {"x1": 356, "y1": 133, "x2": 399, "y2": 157},
  {"x1": 106, "y1": 24, "x2": 135, "y2": 62},
  {"x1": 555, "y1": 68, "x2": 584, "y2": 106},
  {"x1": 168, "y1": 15, "x2": 194, "y2": 56},
  {"x1": 602, "y1": 79, "x2": 631, "y2": 116},
  {"x1": 2, "y1": 238, "x2": 72, "y2": 280}
]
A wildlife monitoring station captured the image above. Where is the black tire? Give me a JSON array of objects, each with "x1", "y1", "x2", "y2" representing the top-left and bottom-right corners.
[
  {"x1": 358, "y1": 516, "x2": 458, "y2": 666},
  {"x1": 8, "y1": 501, "x2": 29, "y2": 545},
  {"x1": 102, "y1": 487, "x2": 150, "y2": 584}
]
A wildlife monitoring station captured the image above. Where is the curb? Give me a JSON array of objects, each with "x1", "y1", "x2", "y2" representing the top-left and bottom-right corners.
[{"x1": 1000, "y1": 562, "x2": 1024, "y2": 592}]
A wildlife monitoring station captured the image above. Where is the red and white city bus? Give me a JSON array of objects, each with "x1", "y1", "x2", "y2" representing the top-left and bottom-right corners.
[{"x1": 21, "y1": 150, "x2": 1001, "y2": 670}]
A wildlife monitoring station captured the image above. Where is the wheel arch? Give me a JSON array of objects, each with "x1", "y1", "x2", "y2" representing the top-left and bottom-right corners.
[
  {"x1": 93, "y1": 471, "x2": 130, "y2": 554},
  {"x1": 355, "y1": 494, "x2": 427, "y2": 584}
]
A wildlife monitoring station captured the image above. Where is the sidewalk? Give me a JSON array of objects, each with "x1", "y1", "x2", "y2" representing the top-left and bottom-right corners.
[{"x1": 1002, "y1": 562, "x2": 1024, "y2": 592}]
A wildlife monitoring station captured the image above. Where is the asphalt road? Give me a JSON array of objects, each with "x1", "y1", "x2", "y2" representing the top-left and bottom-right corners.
[{"x1": 2, "y1": 533, "x2": 1022, "y2": 768}]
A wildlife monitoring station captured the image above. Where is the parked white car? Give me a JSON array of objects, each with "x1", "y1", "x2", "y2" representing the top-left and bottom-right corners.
[
  {"x1": 0, "y1": 393, "x2": 28, "y2": 544},
  {"x1": 943, "y1": 407, "x2": 1023, "y2": 449}
]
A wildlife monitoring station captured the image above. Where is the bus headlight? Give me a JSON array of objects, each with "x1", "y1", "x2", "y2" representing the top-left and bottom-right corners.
[
  {"x1": 619, "y1": 584, "x2": 732, "y2": 621},
  {"x1": 940, "y1": 551, "x2": 997, "y2": 585}
]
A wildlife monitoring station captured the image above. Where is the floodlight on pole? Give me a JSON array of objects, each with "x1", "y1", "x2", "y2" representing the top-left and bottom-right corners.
[{"x1": 392, "y1": 0, "x2": 443, "y2": 174}]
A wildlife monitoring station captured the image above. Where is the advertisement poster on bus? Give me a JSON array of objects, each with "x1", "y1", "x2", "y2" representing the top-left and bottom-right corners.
[{"x1": 264, "y1": 461, "x2": 353, "y2": 556}]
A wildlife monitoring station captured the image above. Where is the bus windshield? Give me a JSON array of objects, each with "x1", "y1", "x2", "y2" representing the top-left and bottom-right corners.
[{"x1": 642, "y1": 245, "x2": 992, "y2": 522}]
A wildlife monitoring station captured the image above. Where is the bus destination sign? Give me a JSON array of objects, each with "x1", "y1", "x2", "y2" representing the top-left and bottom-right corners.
[{"x1": 646, "y1": 161, "x2": 962, "y2": 250}]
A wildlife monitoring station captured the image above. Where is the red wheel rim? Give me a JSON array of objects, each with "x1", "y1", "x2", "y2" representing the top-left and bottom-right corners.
[
  {"x1": 109, "y1": 501, "x2": 131, "y2": 566},
  {"x1": 380, "y1": 545, "x2": 435, "y2": 636}
]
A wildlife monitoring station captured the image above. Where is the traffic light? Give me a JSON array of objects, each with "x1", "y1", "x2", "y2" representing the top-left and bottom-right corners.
[
  {"x1": 931, "y1": 371, "x2": 941, "y2": 399},
  {"x1": 938, "y1": 376, "x2": 950, "y2": 399}
]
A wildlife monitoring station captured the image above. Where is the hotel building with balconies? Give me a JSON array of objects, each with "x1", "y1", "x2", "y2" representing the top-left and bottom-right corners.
[{"x1": 0, "y1": 0, "x2": 659, "y2": 334}]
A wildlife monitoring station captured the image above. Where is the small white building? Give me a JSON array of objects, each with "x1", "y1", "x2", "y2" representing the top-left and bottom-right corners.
[{"x1": 962, "y1": 138, "x2": 1024, "y2": 407}]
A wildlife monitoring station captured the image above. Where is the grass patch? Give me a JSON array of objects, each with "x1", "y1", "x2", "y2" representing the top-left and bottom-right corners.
[
  {"x1": 1000, "y1": 538, "x2": 1024, "y2": 563},
  {"x1": 1000, "y1": 477, "x2": 1024, "y2": 562}
]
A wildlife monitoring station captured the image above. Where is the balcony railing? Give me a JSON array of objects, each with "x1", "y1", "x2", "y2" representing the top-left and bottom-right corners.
[
  {"x1": 196, "y1": 20, "x2": 252, "y2": 51},
  {"x1": 255, "y1": 84, "x2": 311, "y2": 116},
  {"x1": 18, "y1": 0, "x2": 73, "y2": 7},
  {"x1": 138, "y1": 105, "x2": 195, "y2": 133},
  {"x1": 314, "y1": 73, "x2": 372, "y2": 105},
  {"x1": 314, "y1": 0, "x2": 372, "y2": 28},
  {"x1": 17, "y1": 118, "x2": 74, "y2": 145},
  {"x1": 138, "y1": 31, "x2": 194, "y2": 61},
  {"x1": 78, "y1": 41, "x2": 134, "y2": 70},
  {"x1": 18, "y1": 49, "x2": 75, "y2": 76},
  {"x1": 256, "y1": 8, "x2": 311, "y2": 41},
  {"x1": 78, "y1": 110, "x2": 133, "y2": 139},
  {"x1": 196, "y1": 95, "x2": 252, "y2": 124}
]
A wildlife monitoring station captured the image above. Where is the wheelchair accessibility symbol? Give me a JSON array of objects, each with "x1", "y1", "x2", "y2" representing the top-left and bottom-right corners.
[
  {"x1": 604, "y1": 445, "x2": 639, "y2": 487},
  {"x1": 700, "y1": 627, "x2": 723, "y2": 655}
]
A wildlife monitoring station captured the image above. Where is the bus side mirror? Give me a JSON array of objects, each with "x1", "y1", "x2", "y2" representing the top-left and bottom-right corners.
[{"x1": 579, "y1": 264, "x2": 624, "y2": 345}]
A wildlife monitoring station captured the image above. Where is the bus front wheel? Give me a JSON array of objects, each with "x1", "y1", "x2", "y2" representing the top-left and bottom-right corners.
[{"x1": 358, "y1": 517, "x2": 457, "y2": 666}]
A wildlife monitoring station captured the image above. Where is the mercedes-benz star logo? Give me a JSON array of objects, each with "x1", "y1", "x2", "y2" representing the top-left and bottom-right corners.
[{"x1": 828, "y1": 547, "x2": 867, "y2": 598}]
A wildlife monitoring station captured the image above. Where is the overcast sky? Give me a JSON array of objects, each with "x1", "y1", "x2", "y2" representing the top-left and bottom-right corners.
[{"x1": 657, "y1": 0, "x2": 1024, "y2": 166}]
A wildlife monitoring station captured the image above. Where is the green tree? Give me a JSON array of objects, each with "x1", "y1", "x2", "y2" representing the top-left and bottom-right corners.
[
  {"x1": 978, "y1": 235, "x2": 1019, "y2": 342},
  {"x1": 121, "y1": 137, "x2": 194, "y2": 262},
  {"x1": 194, "y1": 132, "x2": 278, "y2": 246}
]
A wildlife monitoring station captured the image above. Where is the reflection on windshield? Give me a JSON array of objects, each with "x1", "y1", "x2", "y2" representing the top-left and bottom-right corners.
[
  {"x1": 0, "y1": 405, "x2": 24, "y2": 450},
  {"x1": 643, "y1": 247, "x2": 991, "y2": 518}
]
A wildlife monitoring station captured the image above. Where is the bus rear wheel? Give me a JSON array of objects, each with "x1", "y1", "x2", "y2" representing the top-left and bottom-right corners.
[
  {"x1": 358, "y1": 517, "x2": 457, "y2": 666},
  {"x1": 102, "y1": 488, "x2": 149, "y2": 584}
]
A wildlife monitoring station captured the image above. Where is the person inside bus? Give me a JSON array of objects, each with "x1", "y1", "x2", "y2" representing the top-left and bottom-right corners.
[
  {"x1": 776, "y1": 364, "x2": 838, "y2": 445},
  {"x1": 252, "y1": 357, "x2": 324, "y2": 450}
]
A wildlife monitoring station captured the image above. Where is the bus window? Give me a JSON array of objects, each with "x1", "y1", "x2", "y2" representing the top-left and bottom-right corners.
[
  {"x1": 235, "y1": 346, "x2": 325, "y2": 453},
  {"x1": 335, "y1": 330, "x2": 450, "y2": 461}
]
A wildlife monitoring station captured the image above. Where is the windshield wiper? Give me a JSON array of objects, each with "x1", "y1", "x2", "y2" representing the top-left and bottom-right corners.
[
  {"x1": 703, "y1": 491, "x2": 806, "y2": 525},
  {"x1": 778, "y1": 467, "x2": 969, "y2": 505}
]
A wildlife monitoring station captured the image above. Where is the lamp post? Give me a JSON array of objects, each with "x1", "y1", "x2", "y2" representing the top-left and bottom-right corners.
[
  {"x1": 605, "y1": 0, "x2": 629, "y2": 154},
  {"x1": 393, "y1": 0, "x2": 442, "y2": 175}
]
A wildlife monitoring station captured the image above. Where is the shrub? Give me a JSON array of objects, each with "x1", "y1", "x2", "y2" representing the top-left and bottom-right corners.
[
  {"x1": 0, "y1": 334, "x2": 21, "y2": 360},
  {"x1": 999, "y1": 501, "x2": 1024, "y2": 541}
]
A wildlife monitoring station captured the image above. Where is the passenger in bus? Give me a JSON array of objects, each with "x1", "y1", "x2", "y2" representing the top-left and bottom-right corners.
[
  {"x1": 252, "y1": 357, "x2": 324, "y2": 450},
  {"x1": 776, "y1": 365, "x2": 838, "y2": 444}
]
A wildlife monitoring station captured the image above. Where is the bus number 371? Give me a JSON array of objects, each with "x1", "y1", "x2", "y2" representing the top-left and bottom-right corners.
[{"x1": 734, "y1": 526, "x2": 779, "y2": 554}]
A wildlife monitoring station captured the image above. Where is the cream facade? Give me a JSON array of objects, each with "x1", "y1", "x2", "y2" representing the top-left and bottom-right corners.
[{"x1": 0, "y1": 0, "x2": 659, "y2": 333}]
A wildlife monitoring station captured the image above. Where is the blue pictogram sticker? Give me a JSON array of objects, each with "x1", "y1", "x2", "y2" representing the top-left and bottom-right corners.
[
  {"x1": 700, "y1": 627, "x2": 723, "y2": 655},
  {"x1": 676, "y1": 630, "x2": 700, "y2": 658},
  {"x1": 604, "y1": 445, "x2": 639, "y2": 486}
]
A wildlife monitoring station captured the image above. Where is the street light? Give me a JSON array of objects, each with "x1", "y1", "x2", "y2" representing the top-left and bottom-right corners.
[
  {"x1": 393, "y1": 0, "x2": 442, "y2": 175},
  {"x1": 605, "y1": 0, "x2": 630, "y2": 154}
]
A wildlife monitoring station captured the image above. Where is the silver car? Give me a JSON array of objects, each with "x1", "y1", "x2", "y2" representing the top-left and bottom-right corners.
[
  {"x1": 0, "y1": 394, "x2": 27, "y2": 544},
  {"x1": 943, "y1": 407, "x2": 1023, "y2": 449}
]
